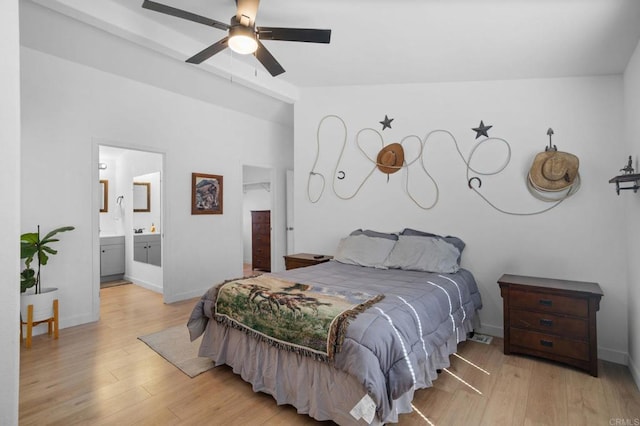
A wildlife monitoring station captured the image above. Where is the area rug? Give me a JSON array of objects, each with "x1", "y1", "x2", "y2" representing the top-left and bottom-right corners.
[{"x1": 138, "y1": 325, "x2": 214, "y2": 378}]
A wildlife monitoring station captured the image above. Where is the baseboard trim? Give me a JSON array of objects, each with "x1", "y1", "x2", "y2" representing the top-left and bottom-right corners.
[
  {"x1": 477, "y1": 323, "x2": 503, "y2": 338},
  {"x1": 598, "y1": 347, "x2": 629, "y2": 365},
  {"x1": 164, "y1": 286, "x2": 211, "y2": 304},
  {"x1": 124, "y1": 275, "x2": 162, "y2": 294},
  {"x1": 629, "y1": 355, "x2": 640, "y2": 391},
  {"x1": 24, "y1": 312, "x2": 95, "y2": 337}
]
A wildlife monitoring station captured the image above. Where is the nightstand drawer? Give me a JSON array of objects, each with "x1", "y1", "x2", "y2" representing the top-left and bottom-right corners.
[
  {"x1": 510, "y1": 309, "x2": 588, "y2": 339},
  {"x1": 510, "y1": 328, "x2": 589, "y2": 361},
  {"x1": 283, "y1": 253, "x2": 332, "y2": 270},
  {"x1": 510, "y1": 289, "x2": 588, "y2": 317}
]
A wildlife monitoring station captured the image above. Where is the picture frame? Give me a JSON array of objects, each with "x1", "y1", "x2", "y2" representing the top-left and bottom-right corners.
[
  {"x1": 192, "y1": 173, "x2": 223, "y2": 215},
  {"x1": 100, "y1": 180, "x2": 108, "y2": 213},
  {"x1": 133, "y1": 182, "x2": 151, "y2": 213}
]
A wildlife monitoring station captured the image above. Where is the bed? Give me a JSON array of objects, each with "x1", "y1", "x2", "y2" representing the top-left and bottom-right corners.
[{"x1": 187, "y1": 229, "x2": 483, "y2": 425}]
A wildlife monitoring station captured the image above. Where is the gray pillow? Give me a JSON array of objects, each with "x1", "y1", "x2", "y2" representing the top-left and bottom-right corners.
[
  {"x1": 334, "y1": 234, "x2": 397, "y2": 269},
  {"x1": 383, "y1": 235, "x2": 460, "y2": 273},
  {"x1": 401, "y1": 228, "x2": 465, "y2": 264},
  {"x1": 350, "y1": 229, "x2": 399, "y2": 241}
]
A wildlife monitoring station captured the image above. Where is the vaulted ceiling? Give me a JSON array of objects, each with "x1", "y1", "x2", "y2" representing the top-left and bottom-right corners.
[{"x1": 27, "y1": 0, "x2": 640, "y2": 102}]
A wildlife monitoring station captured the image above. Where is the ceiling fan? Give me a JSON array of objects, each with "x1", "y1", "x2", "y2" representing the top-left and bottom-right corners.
[{"x1": 141, "y1": 0, "x2": 332, "y2": 77}]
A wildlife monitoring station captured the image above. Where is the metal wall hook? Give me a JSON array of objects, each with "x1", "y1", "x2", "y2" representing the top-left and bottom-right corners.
[{"x1": 545, "y1": 128, "x2": 557, "y2": 152}]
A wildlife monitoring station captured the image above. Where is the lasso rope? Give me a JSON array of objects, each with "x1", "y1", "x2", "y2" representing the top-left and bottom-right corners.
[{"x1": 307, "y1": 115, "x2": 579, "y2": 214}]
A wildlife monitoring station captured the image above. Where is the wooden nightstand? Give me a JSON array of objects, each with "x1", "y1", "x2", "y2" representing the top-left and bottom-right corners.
[
  {"x1": 498, "y1": 273, "x2": 603, "y2": 376},
  {"x1": 284, "y1": 253, "x2": 333, "y2": 270}
]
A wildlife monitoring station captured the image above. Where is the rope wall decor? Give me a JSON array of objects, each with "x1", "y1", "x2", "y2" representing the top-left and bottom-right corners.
[{"x1": 307, "y1": 115, "x2": 581, "y2": 215}]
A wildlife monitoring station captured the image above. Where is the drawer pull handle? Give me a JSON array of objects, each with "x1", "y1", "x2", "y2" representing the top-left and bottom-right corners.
[
  {"x1": 539, "y1": 299, "x2": 553, "y2": 307},
  {"x1": 540, "y1": 318, "x2": 553, "y2": 327},
  {"x1": 540, "y1": 339, "x2": 554, "y2": 347}
]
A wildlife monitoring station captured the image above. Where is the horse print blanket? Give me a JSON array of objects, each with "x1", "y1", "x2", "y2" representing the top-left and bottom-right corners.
[{"x1": 214, "y1": 275, "x2": 384, "y2": 361}]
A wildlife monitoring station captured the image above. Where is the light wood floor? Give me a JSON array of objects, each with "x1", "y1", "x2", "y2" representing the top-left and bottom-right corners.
[{"x1": 20, "y1": 284, "x2": 640, "y2": 425}]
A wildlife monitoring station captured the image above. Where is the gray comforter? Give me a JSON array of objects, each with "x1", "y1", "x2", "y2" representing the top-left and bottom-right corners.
[{"x1": 188, "y1": 260, "x2": 482, "y2": 423}]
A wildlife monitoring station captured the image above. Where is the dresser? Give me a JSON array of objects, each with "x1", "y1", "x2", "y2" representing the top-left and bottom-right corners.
[
  {"x1": 498, "y1": 273, "x2": 603, "y2": 376},
  {"x1": 284, "y1": 253, "x2": 333, "y2": 270},
  {"x1": 251, "y1": 210, "x2": 271, "y2": 272}
]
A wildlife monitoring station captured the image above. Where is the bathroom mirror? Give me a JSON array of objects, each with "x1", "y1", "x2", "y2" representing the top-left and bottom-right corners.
[
  {"x1": 100, "y1": 180, "x2": 108, "y2": 213},
  {"x1": 133, "y1": 182, "x2": 150, "y2": 212}
]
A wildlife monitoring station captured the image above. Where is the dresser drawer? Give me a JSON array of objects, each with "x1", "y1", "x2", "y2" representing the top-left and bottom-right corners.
[
  {"x1": 510, "y1": 288, "x2": 588, "y2": 317},
  {"x1": 510, "y1": 309, "x2": 588, "y2": 339},
  {"x1": 252, "y1": 223, "x2": 270, "y2": 235},
  {"x1": 510, "y1": 328, "x2": 589, "y2": 361}
]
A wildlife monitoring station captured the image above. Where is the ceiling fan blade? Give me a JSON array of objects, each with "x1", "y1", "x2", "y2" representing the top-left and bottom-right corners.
[
  {"x1": 257, "y1": 27, "x2": 331, "y2": 43},
  {"x1": 255, "y1": 40, "x2": 285, "y2": 77},
  {"x1": 186, "y1": 37, "x2": 229, "y2": 64},
  {"x1": 236, "y1": 0, "x2": 260, "y2": 26},
  {"x1": 142, "y1": 0, "x2": 229, "y2": 31}
]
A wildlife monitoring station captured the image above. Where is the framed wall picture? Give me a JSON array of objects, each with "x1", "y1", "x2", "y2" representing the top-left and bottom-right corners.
[
  {"x1": 192, "y1": 173, "x2": 223, "y2": 215},
  {"x1": 100, "y1": 180, "x2": 108, "y2": 213}
]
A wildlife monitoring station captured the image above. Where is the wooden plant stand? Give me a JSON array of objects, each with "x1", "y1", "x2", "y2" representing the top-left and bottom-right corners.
[{"x1": 20, "y1": 299, "x2": 59, "y2": 348}]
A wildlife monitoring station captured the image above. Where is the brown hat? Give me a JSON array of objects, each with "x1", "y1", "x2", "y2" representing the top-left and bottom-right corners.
[
  {"x1": 377, "y1": 143, "x2": 405, "y2": 174},
  {"x1": 528, "y1": 151, "x2": 579, "y2": 191}
]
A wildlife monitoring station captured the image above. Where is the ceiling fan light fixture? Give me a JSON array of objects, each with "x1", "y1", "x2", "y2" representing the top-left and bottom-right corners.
[{"x1": 228, "y1": 25, "x2": 258, "y2": 54}]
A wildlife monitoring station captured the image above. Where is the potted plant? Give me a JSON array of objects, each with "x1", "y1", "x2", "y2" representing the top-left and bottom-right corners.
[{"x1": 20, "y1": 224, "x2": 74, "y2": 322}]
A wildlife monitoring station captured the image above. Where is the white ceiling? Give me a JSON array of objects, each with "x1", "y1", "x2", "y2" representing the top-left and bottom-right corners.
[{"x1": 29, "y1": 0, "x2": 640, "y2": 101}]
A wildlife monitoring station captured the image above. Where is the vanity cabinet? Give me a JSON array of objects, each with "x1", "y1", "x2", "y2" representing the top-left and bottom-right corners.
[
  {"x1": 134, "y1": 234, "x2": 161, "y2": 266},
  {"x1": 100, "y1": 236, "x2": 125, "y2": 281}
]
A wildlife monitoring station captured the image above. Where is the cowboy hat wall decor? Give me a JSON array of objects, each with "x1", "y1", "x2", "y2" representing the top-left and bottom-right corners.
[
  {"x1": 527, "y1": 128, "x2": 581, "y2": 201},
  {"x1": 376, "y1": 143, "x2": 405, "y2": 175},
  {"x1": 528, "y1": 151, "x2": 579, "y2": 191},
  {"x1": 309, "y1": 115, "x2": 579, "y2": 214}
]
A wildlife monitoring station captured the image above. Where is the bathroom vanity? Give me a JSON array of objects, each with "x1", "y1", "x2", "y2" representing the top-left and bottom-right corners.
[
  {"x1": 100, "y1": 235, "x2": 125, "y2": 281},
  {"x1": 133, "y1": 233, "x2": 161, "y2": 266}
]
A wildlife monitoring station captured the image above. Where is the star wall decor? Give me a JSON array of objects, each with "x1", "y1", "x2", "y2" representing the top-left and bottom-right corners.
[
  {"x1": 379, "y1": 115, "x2": 394, "y2": 131},
  {"x1": 472, "y1": 120, "x2": 493, "y2": 139}
]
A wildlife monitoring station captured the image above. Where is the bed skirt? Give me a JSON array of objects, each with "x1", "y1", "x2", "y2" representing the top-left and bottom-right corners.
[{"x1": 198, "y1": 313, "x2": 479, "y2": 425}]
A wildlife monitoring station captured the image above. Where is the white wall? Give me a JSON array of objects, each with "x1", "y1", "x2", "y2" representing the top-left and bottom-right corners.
[
  {"x1": 20, "y1": 41, "x2": 292, "y2": 333},
  {"x1": 0, "y1": 0, "x2": 20, "y2": 422},
  {"x1": 623, "y1": 39, "x2": 640, "y2": 387},
  {"x1": 294, "y1": 76, "x2": 629, "y2": 363}
]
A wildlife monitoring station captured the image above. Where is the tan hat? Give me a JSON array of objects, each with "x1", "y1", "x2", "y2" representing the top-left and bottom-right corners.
[
  {"x1": 528, "y1": 151, "x2": 579, "y2": 191},
  {"x1": 377, "y1": 143, "x2": 405, "y2": 174}
]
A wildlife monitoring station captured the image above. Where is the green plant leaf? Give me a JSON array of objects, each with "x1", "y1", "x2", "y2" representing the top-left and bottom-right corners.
[
  {"x1": 20, "y1": 232, "x2": 40, "y2": 244},
  {"x1": 20, "y1": 268, "x2": 36, "y2": 293},
  {"x1": 19, "y1": 225, "x2": 74, "y2": 293},
  {"x1": 41, "y1": 226, "x2": 75, "y2": 242},
  {"x1": 38, "y1": 251, "x2": 50, "y2": 266},
  {"x1": 41, "y1": 246, "x2": 58, "y2": 255}
]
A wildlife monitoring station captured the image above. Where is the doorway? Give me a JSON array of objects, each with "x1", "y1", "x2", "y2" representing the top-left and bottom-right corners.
[
  {"x1": 242, "y1": 165, "x2": 273, "y2": 276},
  {"x1": 98, "y1": 145, "x2": 164, "y2": 293}
]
